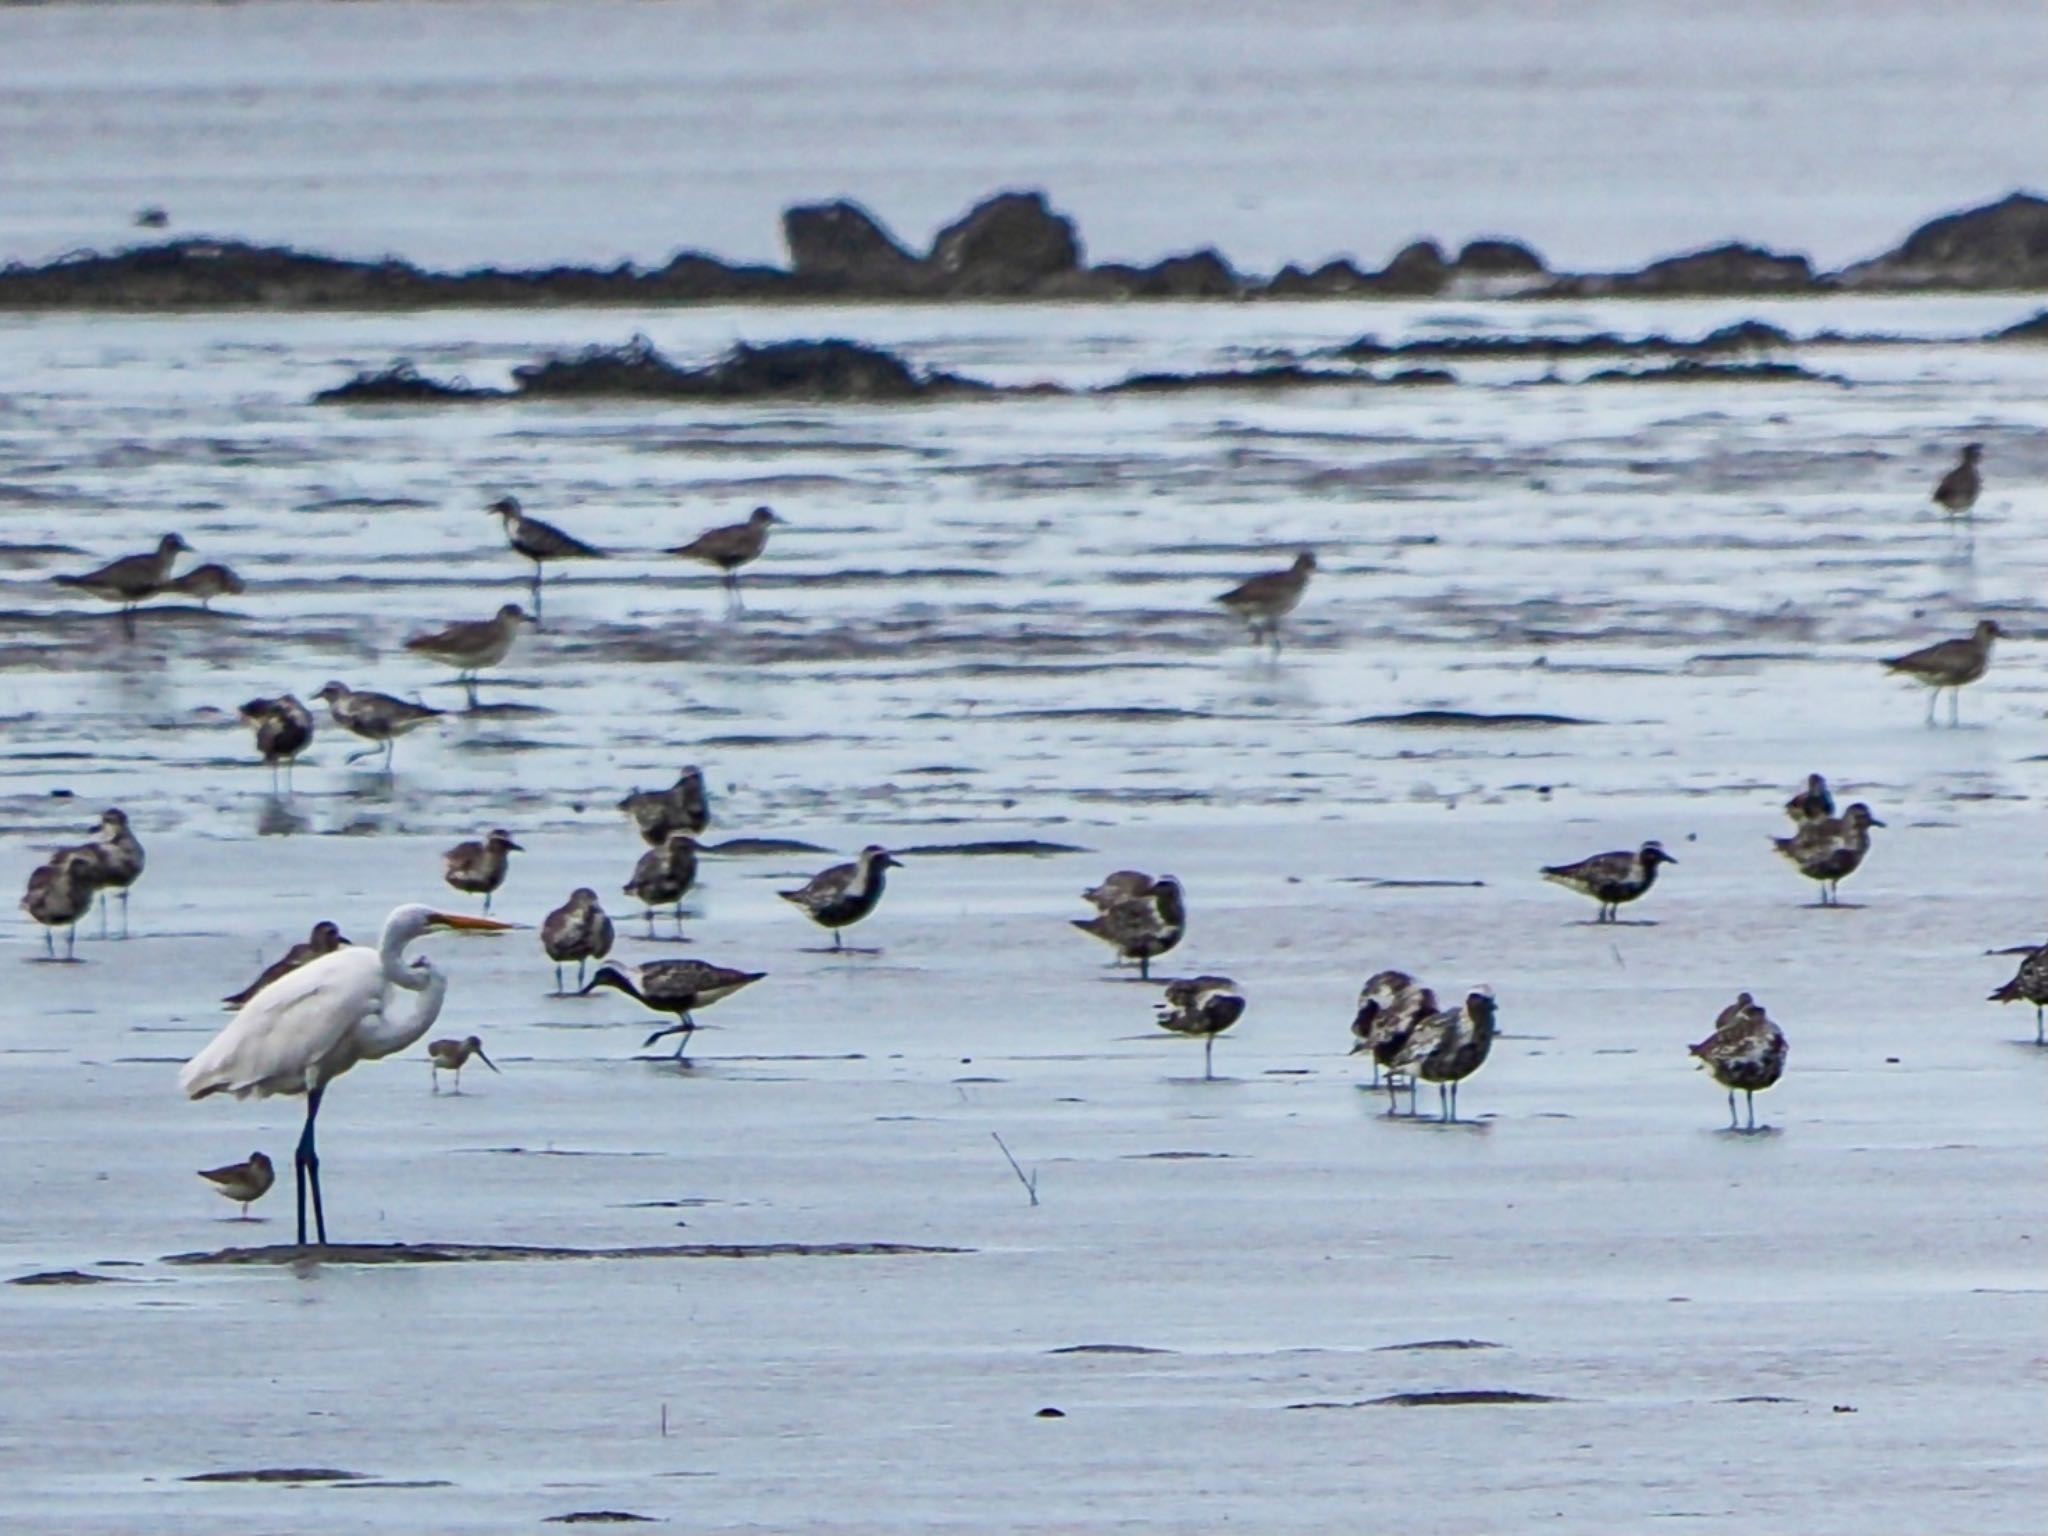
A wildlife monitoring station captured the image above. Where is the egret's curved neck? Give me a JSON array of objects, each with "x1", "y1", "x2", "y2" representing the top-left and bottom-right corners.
[{"x1": 379, "y1": 917, "x2": 433, "y2": 991}]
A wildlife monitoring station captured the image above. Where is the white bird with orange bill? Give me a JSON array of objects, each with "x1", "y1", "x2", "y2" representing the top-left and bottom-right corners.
[{"x1": 179, "y1": 903, "x2": 510, "y2": 1246}]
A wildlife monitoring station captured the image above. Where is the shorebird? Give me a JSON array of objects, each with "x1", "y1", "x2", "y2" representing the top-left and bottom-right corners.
[
  {"x1": 625, "y1": 832, "x2": 699, "y2": 937},
  {"x1": 1082, "y1": 869, "x2": 1154, "y2": 912},
  {"x1": 579, "y1": 959, "x2": 767, "y2": 1059},
  {"x1": 1773, "y1": 803, "x2": 1883, "y2": 906},
  {"x1": 1989, "y1": 945, "x2": 2048, "y2": 1046},
  {"x1": 20, "y1": 849, "x2": 101, "y2": 961},
  {"x1": 1390, "y1": 989, "x2": 1498, "y2": 1123},
  {"x1": 1541, "y1": 841, "x2": 1675, "y2": 923},
  {"x1": 162, "y1": 561, "x2": 245, "y2": 609},
  {"x1": 442, "y1": 828, "x2": 523, "y2": 914},
  {"x1": 54, "y1": 532, "x2": 191, "y2": 635},
  {"x1": 1071, "y1": 875, "x2": 1186, "y2": 979},
  {"x1": 1784, "y1": 772, "x2": 1835, "y2": 825},
  {"x1": 1884, "y1": 620, "x2": 1999, "y2": 727},
  {"x1": 64, "y1": 807, "x2": 145, "y2": 939},
  {"x1": 669, "y1": 506, "x2": 783, "y2": 612},
  {"x1": 1154, "y1": 975, "x2": 1245, "y2": 1079},
  {"x1": 180, "y1": 904, "x2": 512, "y2": 1246},
  {"x1": 1932, "y1": 442, "x2": 1983, "y2": 521},
  {"x1": 780, "y1": 845, "x2": 901, "y2": 952},
  {"x1": 197, "y1": 1151, "x2": 275, "y2": 1218},
  {"x1": 222, "y1": 920, "x2": 350, "y2": 1009},
  {"x1": 1689, "y1": 992, "x2": 1787, "y2": 1132},
  {"x1": 238, "y1": 694, "x2": 314, "y2": 788},
  {"x1": 1215, "y1": 550, "x2": 1316, "y2": 654},
  {"x1": 487, "y1": 495, "x2": 604, "y2": 622},
  {"x1": 1349, "y1": 968, "x2": 1435, "y2": 1093},
  {"x1": 428, "y1": 1035, "x2": 499, "y2": 1094},
  {"x1": 541, "y1": 887, "x2": 615, "y2": 992},
  {"x1": 314, "y1": 681, "x2": 445, "y2": 771},
  {"x1": 404, "y1": 602, "x2": 529, "y2": 709},
  {"x1": 620, "y1": 768, "x2": 711, "y2": 846}
]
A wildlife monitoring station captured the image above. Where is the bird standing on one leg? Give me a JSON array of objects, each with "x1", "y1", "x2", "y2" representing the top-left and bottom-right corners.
[
  {"x1": 1214, "y1": 550, "x2": 1316, "y2": 654},
  {"x1": 1689, "y1": 992, "x2": 1787, "y2": 1132},
  {"x1": 486, "y1": 495, "x2": 604, "y2": 624},
  {"x1": 1989, "y1": 944, "x2": 2048, "y2": 1046},
  {"x1": 669, "y1": 506, "x2": 783, "y2": 614},
  {"x1": 541, "y1": 887, "x2": 615, "y2": 993}
]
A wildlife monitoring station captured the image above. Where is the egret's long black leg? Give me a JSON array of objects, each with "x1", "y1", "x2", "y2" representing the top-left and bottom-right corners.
[{"x1": 296, "y1": 1085, "x2": 327, "y2": 1246}]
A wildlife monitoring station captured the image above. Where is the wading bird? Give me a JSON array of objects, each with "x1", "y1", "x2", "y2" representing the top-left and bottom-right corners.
[
  {"x1": 1071, "y1": 875, "x2": 1185, "y2": 978},
  {"x1": 54, "y1": 532, "x2": 191, "y2": 635},
  {"x1": 579, "y1": 959, "x2": 766, "y2": 1060},
  {"x1": 428, "y1": 1035, "x2": 499, "y2": 1094},
  {"x1": 405, "y1": 602, "x2": 529, "y2": 709},
  {"x1": 1081, "y1": 869, "x2": 1154, "y2": 912},
  {"x1": 1689, "y1": 992, "x2": 1787, "y2": 1132},
  {"x1": 239, "y1": 695, "x2": 315, "y2": 789},
  {"x1": 1541, "y1": 841, "x2": 1676, "y2": 923},
  {"x1": 1154, "y1": 975, "x2": 1245, "y2": 1079},
  {"x1": 1784, "y1": 772, "x2": 1834, "y2": 826},
  {"x1": 1390, "y1": 989, "x2": 1498, "y2": 1123},
  {"x1": 197, "y1": 1151, "x2": 274, "y2": 1218},
  {"x1": 1989, "y1": 944, "x2": 2048, "y2": 1046},
  {"x1": 625, "y1": 832, "x2": 699, "y2": 937},
  {"x1": 1773, "y1": 803, "x2": 1883, "y2": 906},
  {"x1": 1215, "y1": 550, "x2": 1316, "y2": 654},
  {"x1": 619, "y1": 768, "x2": 711, "y2": 845},
  {"x1": 1932, "y1": 442, "x2": 1982, "y2": 521},
  {"x1": 1349, "y1": 968, "x2": 1436, "y2": 1096},
  {"x1": 1883, "y1": 620, "x2": 1999, "y2": 727},
  {"x1": 314, "y1": 681, "x2": 444, "y2": 772},
  {"x1": 780, "y1": 845, "x2": 901, "y2": 951},
  {"x1": 163, "y1": 561, "x2": 246, "y2": 609},
  {"x1": 487, "y1": 495, "x2": 604, "y2": 622},
  {"x1": 65, "y1": 807, "x2": 145, "y2": 939},
  {"x1": 541, "y1": 887, "x2": 615, "y2": 992},
  {"x1": 20, "y1": 849, "x2": 102, "y2": 961},
  {"x1": 442, "y1": 828, "x2": 523, "y2": 914},
  {"x1": 222, "y1": 920, "x2": 350, "y2": 1008},
  {"x1": 670, "y1": 506, "x2": 782, "y2": 612},
  {"x1": 179, "y1": 904, "x2": 510, "y2": 1246}
]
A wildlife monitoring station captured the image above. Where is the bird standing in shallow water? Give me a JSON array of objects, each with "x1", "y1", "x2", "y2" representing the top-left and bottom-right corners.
[
  {"x1": 163, "y1": 561, "x2": 245, "y2": 609},
  {"x1": 1932, "y1": 442, "x2": 1982, "y2": 521},
  {"x1": 1350, "y1": 968, "x2": 1436, "y2": 1097},
  {"x1": 239, "y1": 695, "x2": 314, "y2": 789},
  {"x1": 1690, "y1": 992, "x2": 1786, "y2": 1131},
  {"x1": 314, "y1": 681, "x2": 444, "y2": 772},
  {"x1": 180, "y1": 904, "x2": 511, "y2": 1246},
  {"x1": 1541, "y1": 841, "x2": 1675, "y2": 923},
  {"x1": 405, "y1": 602, "x2": 529, "y2": 709},
  {"x1": 1988, "y1": 945, "x2": 2048, "y2": 1046},
  {"x1": 1773, "y1": 803, "x2": 1883, "y2": 906},
  {"x1": 1215, "y1": 550, "x2": 1316, "y2": 654},
  {"x1": 670, "y1": 506, "x2": 783, "y2": 613},
  {"x1": 66, "y1": 808, "x2": 145, "y2": 939},
  {"x1": 541, "y1": 887, "x2": 615, "y2": 992},
  {"x1": 580, "y1": 959, "x2": 766, "y2": 1060},
  {"x1": 1884, "y1": 620, "x2": 1999, "y2": 727},
  {"x1": 20, "y1": 849, "x2": 101, "y2": 961},
  {"x1": 442, "y1": 828, "x2": 523, "y2": 914},
  {"x1": 620, "y1": 768, "x2": 711, "y2": 845},
  {"x1": 197, "y1": 1151, "x2": 274, "y2": 1218},
  {"x1": 54, "y1": 532, "x2": 191, "y2": 635},
  {"x1": 625, "y1": 833, "x2": 699, "y2": 938},
  {"x1": 1154, "y1": 975, "x2": 1245, "y2": 1079},
  {"x1": 428, "y1": 1035, "x2": 499, "y2": 1093},
  {"x1": 487, "y1": 495, "x2": 604, "y2": 623},
  {"x1": 1071, "y1": 875, "x2": 1185, "y2": 979},
  {"x1": 222, "y1": 920, "x2": 350, "y2": 1008},
  {"x1": 780, "y1": 845, "x2": 901, "y2": 952}
]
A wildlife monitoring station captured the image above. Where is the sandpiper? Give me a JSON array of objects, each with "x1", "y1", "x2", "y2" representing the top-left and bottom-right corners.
[
  {"x1": 238, "y1": 694, "x2": 314, "y2": 789},
  {"x1": 1082, "y1": 870, "x2": 1154, "y2": 912},
  {"x1": 1932, "y1": 442, "x2": 1982, "y2": 520},
  {"x1": 1773, "y1": 802, "x2": 1883, "y2": 906},
  {"x1": 780, "y1": 845, "x2": 901, "y2": 951},
  {"x1": 1784, "y1": 772, "x2": 1835, "y2": 825},
  {"x1": 1884, "y1": 620, "x2": 1999, "y2": 727},
  {"x1": 427, "y1": 1035, "x2": 499, "y2": 1094},
  {"x1": 442, "y1": 828, "x2": 523, "y2": 914},
  {"x1": 221, "y1": 920, "x2": 350, "y2": 1009},
  {"x1": 1689, "y1": 992, "x2": 1787, "y2": 1131},
  {"x1": 20, "y1": 848, "x2": 102, "y2": 961},
  {"x1": 620, "y1": 768, "x2": 711, "y2": 846},
  {"x1": 66, "y1": 807, "x2": 145, "y2": 939},
  {"x1": 1071, "y1": 875, "x2": 1186, "y2": 979},
  {"x1": 670, "y1": 506, "x2": 783, "y2": 612},
  {"x1": 541, "y1": 886, "x2": 615, "y2": 993},
  {"x1": 1154, "y1": 974, "x2": 1245, "y2": 1079},
  {"x1": 313, "y1": 680, "x2": 445, "y2": 771},
  {"x1": 404, "y1": 602, "x2": 529, "y2": 709},
  {"x1": 54, "y1": 532, "x2": 191, "y2": 634},
  {"x1": 1541, "y1": 841, "x2": 1675, "y2": 923},
  {"x1": 580, "y1": 959, "x2": 767, "y2": 1059},
  {"x1": 487, "y1": 495, "x2": 604, "y2": 622},
  {"x1": 1349, "y1": 968, "x2": 1435, "y2": 1094},
  {"x1": 625, "y1": 832, "x2": 699, "y2": 937},
  {"x1": 1989, "y1": 945, "x2": 2048, "y2": 1046},
  {"x1": 197, "y1": 1151, "x2": 275, "y2": 1217},
  {"x1": 163, "y1": 561, "x2": 245, "y2": 609},
  {"x1": 1390, "y1": 989, "x2": 1498, "y2": 1123},
  {"x1": 1215, "y1": 550, "x2": 1316, "y2": 654}
]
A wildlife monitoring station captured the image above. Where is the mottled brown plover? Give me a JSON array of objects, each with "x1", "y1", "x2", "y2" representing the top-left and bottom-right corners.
[
  {"x1": 1784, "y1": 772, "x2": 1835, "y2": 825},
  {"x1": 670, "y1": 506, "x2": 783, "y2": 611},
  {"x1": 580, "y1": 959, "x2": 767, "y2": 1059},
  {"x1": 442, "y1": 828, "x2": 523, "y2": 914},
  {"x1": 1154, "y1": 974, "x2": 1245, "y2": 1079},
  {"x1": 314, "y1": 680, "x2": 445, "y2": 771},
  {"x1": 54, "y1": 532, "x2": 191, "y2": 634},
  {"x1": 163, "y1": 561, "x2": 245, "y2": 608},
  {"x1": 1988, "y1": 945, "x2": 2048, "y2": 1046},
  {"x1": 197, "y1": 1150, "x2": 274, "y2": 1218},
  {"x1": 1071, "y1": 874, "x2": 1185, "y2": 979},
  {"x1": 625, "y1": 832, "x2": 699, "y2": 937},
  {"x1": 1689, "y1": 993, "x2": 1786, "y2": 1131},
  {"x1": 1540, "y1": 841, "x2": 1675, "y2": 923},
  {"x1": 405, "y1": 602, "x2": 529, "y2": 709},
  {"x1": 1389, "y1": 989, "x2": 1497, "y2": 1123},
  {"x1": 1215, "y1": 550, "x2": 1316, "y2": 653},
  {"x1": 1932, "y1": 442, "x2": 1982, "y2": 520},
  {"x1": 427, "y1": 1035, "x2": 500, "y2": 1094},
  {"x1": 541, "y1": 886, "x2": 615, "y2": 993},
  {"x1": 238, "y1": 694, "x2": 314, "y2": 789},
  {"x1": 780, "y1": 845, "x2": 900, "y2": 951},
  {"x1": 488, "y1": 495, "x2": 605, "y2": 621},
  {"x1": 20, "y1": 848, "x2": 102, "y2": 961},
  {"x1": 1350, "y1": 967, "x2": 1435, "y2": 1095},
  {"x1": 1773, "y1": 802, "x2": 1883, "y2": 905},
  {"x1": 65, "y1": 807, "x2": 145, "y2": 939},
  {"x1": 620, "y1": 768, "x2": 711, "y2": 846},
  {"x1": 1884, "y1": 620, "x2": 1999, "y2": 727},
  {"x1": 221, "y1": 919, "x2": 350, "y2": 1009}
]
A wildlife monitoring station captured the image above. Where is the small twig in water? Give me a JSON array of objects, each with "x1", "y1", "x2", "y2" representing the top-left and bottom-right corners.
[{"x1": 991, "y1": 1133, "x2": 1040, "y2": 1207}]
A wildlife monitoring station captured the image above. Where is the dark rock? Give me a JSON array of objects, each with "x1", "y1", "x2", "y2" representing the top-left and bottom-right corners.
[
  {"x1": 1837, "y1": 192, "x2": 2048, "y2": 290},
  {"x1": 184, "y1": 1467, "x2": 365, "y2": 1484},
  {"x1": 1993, "y1": 309, "x2": 2048, "y2": 341},
  {"x1": 1371, "y1": 240, "x2": 1450, "y2": 294},
  {"x1": 1546, "y1": 243, "x2": 1816, "y2": 297},
  {"x1": 1264, "y1": 259, "x2": 1374, "y2": 297},
  {"x1": 1583, "y1": 359, "x2": 1834, "y2": 384},
  {"x1": 928, "y1": 190, "x2": 1082, "y2": 295},
  {"x1": 1035, "y1": 266, "x2": 1141, "y2": 300},
  {"x1": 1456, "y1": 238, "x2": 1545, "y2": 275},
  {"x1": 782, "y1": 199, "x2": 924, "y2": 292},
  {"x1": 314, "y1": 363, "x2": 506, "y2": 403},
  {"x1": 1332, "y1": 320, "x2": 1793, "y2": 364},
  {"x1": 1125, "y1": 248, "x2": 1241, "y2": 298},
  {"x1": 510, "y1": 336, "x2": 988, "y2": 402},
  {"x1": 1101, "y1": 363, "x2": 1366, "y2": 394},
  {"x1": 639, "y1": 251, "x2": 792, "y2": 301}
]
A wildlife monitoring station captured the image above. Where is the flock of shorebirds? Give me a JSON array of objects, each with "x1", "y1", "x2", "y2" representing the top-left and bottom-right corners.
[{"x1": 17, "y1": 440, "x2": 2038, "y2": 1245}]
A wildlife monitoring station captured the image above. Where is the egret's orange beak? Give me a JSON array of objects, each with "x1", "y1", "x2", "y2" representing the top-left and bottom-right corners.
[{"x1": 428, "y1": 912, "x2": 514, "y2": 932}]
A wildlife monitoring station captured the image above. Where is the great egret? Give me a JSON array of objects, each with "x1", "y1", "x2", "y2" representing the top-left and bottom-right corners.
[{"x1": 180, "y1": 903, "x2": 510, "y2": 1246}]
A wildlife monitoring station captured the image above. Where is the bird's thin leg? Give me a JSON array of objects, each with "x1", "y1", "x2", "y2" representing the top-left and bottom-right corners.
[
  {"x1": 450, "y1": 1067, "x2": 462, "y2": 1097},
  {"x1": 121, "y1": 604, "x2": 136, "y2": 640},
  {"x1": 671, "y1": 1016, "x2": 696, "y2": 1061},
  {"x1": 1384, "y1": 1077, "x2": 1400, "y2": 1116},
  {"x1": 1450, "y1": 1082, "x2": 1460, "y2": 1122},
  {"x1": 672, "y1": 903, "x2": 685, "y2": 937},
  {"x1": 531, "y1": 563, "x2": 544, "y2": 624},
  {"x1": 119, "y1": 888, "x2": 130, "y2": 939},
  {"x1": 1726, "y1": 1090, "x2": 1738, "y2": 1130},
  {"x1": 2034, "y1": 1005, "x2": 2043, "y2": 1047},
  {"x1": 97, "y1": 894, "x2": 109, "y2": 941},
  {"x1": 482, "y1": 890, "x2": 492, "y2": 916},
  {"x1": 463, "y1": 673, "x2": 479, "y2": 711},
  {"x1": 1745, "y1": 1091, "x2": 1757, "y2": 1132},
  {"x1": 576, "y1": 957, "x2": 587, "y2": 989},
  {"x1": 1949, "y1": 688, "x2": 1960, "y2": 728},
  {"x1": 1204, "y1": 1036, "x2": 1214, "y2": 1080},
  {"x1": 644, "y1": 907, "x2": 656, "y2": 939},
  {"x1": 66, "y1": 922, "x2": 77, "y2": 962},
  {"x1": 42, "y1": 927, "x2": 53, "y2": 960},
  {"x1": 1138, "y1": 952, "x2": 1150, "y2": 981},
  {"x1": 552, "y1": 961, "x2": 563, "y2": 996},
  {"x1": 1925, "y1": 689, "x2": 1937, "y2": 727},
  {"x1": 295, "y1": 1085, "x2": 326, "y2": 1246},
  {"x1": 832, "y1": 929, "x2": 843, "y2": 952},
  {"x1": 431, "y1": 1065, "x2": 440, "y2": 1095}
]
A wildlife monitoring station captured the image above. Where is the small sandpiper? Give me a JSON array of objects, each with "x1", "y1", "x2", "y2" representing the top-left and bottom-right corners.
[
  {"x1": 1541, "y1": 841, "x2": 1675, "y2": 923},
  {"x1": 487, "y1": 495, "x2": 604, "y2": 622},
  {"x1": 1784, "y1": 772, "x2": 1834, "y2": 825},
  {"x1": 580, "y1": 959, "x2": 767, "y2": 1060},
  {"x1": 670, "y1": 506, "x2": 783, "y2": 612},
  {"x1": 54, "y1": 532, "x2": 191, "y2": 635},
  {"x1": 20, "y1": 848, "x2": 102, "y2": 961},
  {"x1": 780, "y1": 845, "x2": 901, "y2": 952},
  {"x1": 65, "y1": 807, "x2": 145, "y2": 939},
  {"x1": 197, "y1": 1151, "x2": 275, "y2": 1218},
  {"x1": 442, "y1": 828, "x2": 523, "y2": 915},
  {"x1": 1932, "y1": 442, "x2": 1982, "y2": 521},
  {"x1": 1989, "y1": 944, "x2": 2048, "y2": 1046},
  {"x1": 162, "y1": 561, "x2": 246, "y2": 609},
  {"x1": 221, "y1": 919, "x2": 350, "y2": 1008},
  {"x1": 541, "y1": 886, "x2": 615, "y2": 993},
  {"x1": 314, "y1": 680, "x2": 445, "y2": 771},
  {"x1": 1349, "y1": 968, "x2": 1435, "y2": 1094},
  {"x1": 1884, "y1": 620, "x2": 1999, "y2": 727},
  {"x1": 1773, "y1": 802, "x2": 1883, "y2": 906},
  {"x1": 1071, "y1": 875, "x2": 1186, "y2": 979},
  {"x1": 238, "y1": 694, "x2": 314, "y2": 789},
  {"x1": 1154, "y1": 974, "x2": 1246, "y2": 1079},
  {"x1": 427, "y1": 1035, "x2": 500, "y2": 1093},
  {"x1": 620, "y1": 768, "x2": 711, "y2": 846},
  {"x1": 1214, "y1": 550, "x2": 1316, "y2": 654},
  {"x1": 405, "y1": 602, "x2": 529, "y2": 709},
  {"x1": 1388, "y1": 989, "x2": 1497, "y2": 1123},
  {"x1": 625, "y1": 832, "x2": 699, "y2": 937},
  {"x1": 1689, "y1": 992, "x2": 1786, "y2": 1131}
]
